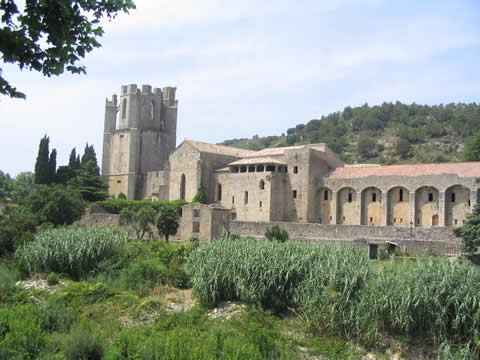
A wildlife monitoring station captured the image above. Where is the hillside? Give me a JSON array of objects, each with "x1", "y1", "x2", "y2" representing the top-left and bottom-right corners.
[{"x1": 220, "y1": 102, "x2": 480, "y2": 165}]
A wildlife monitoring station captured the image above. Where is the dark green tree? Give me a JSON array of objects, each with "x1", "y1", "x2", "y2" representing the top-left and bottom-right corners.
[
  {"x1": 156, "y1": 207, "x2": 179, "y2": 244},
  {"x1": 0, "y1": 205, "x2": 37, "y2": 255},
  {"x1": 454, "y1": 205, "x2": 480, "y2": 255},
  {"x1": 81, "y1": 144, "x2": 98, "y2": 165},
  {"x1": 0, "y1": 170, "x2": 12, "y2": 201},
  {"x1": 357, "y1": 136, "x2": 376, "y2": 158},
  {"x1": 69, "y1": 148, "x2": 81, "y2": 171},
  {"x1": 1, "y1": 0, "x2": 135, "y2": 98},
  {"x1": 68, "y1": 160, "x2": 108, "y2": 202},
  {"x1": 192, "y1": 187, "x2": 208, "y2": 204},
  {"x1": 25, "y1": 184, "x2": 86, "y2": 226},
  {"x1": 464, "y1": 134, "x2": 480, "y2": 161},
  {"x1": 396, "y1": 139, "x2": 412, "y2": 159},
  {"x1": 10, "y1": 172, "x2": 35, "y2": 203},
  {"x1": 119, "y1": 206, "x2": 156, "y2": 240},
  {"x1": 49, "y1": 148, "x2": 57, "y2": 181},
  {"x1": 34, "y1": 135, "x2": 51, "y2": 184}
]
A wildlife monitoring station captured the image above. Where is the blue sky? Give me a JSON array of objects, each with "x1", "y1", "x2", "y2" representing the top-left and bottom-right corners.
[{"x1": 1, "y1": 0, "x2": 479, "y2": 176}]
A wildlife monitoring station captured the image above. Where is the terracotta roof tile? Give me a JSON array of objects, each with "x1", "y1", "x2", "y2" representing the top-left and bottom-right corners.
[{"x1": 328, "y1": 162, "x2": 480, "y2": 179}]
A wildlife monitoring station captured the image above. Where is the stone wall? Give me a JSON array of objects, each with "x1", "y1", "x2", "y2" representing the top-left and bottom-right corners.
[{"x1": 229, "y1": 220, "x2": 460, "y2": 255}]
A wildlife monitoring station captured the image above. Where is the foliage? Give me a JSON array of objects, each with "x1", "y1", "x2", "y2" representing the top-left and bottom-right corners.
[
  {"x1": 464, "y1": 133, "x2": 480, "y2": 161},
  {"x1": 192, "y1": 186, "x2": 208, "y2": 204},
  {"x1": 16, "y1": 227, "x2": 129, "y2": 280},
  {"x1": 265, "y1": 225, "x2": 289, "y2": 242},
  {"x1": 10, "y1": 171, "x2": 35, "y2": 203},
  {"x1": 0, "y1": 264, "x2": 16, "y2": 303},
  {"x1": 454, "y1": 205, "x2": 480, "y2": 255},
  {"x1": 119, "y1": 205, "x2": 157, "y2": 240},
  {"x1": 156, "y1": 206, "x2": 180, "y2": 243},
  {"x1": 118, "y1": 192, "x2": 127, "y2": 200},
  {"x1": 25, "y1": 184, "x2": 86, "y2": 226},
  {"x1": 396, "y1": 138, "x2": 412, "y2": 158},
  {"x1": 357, "y1": 136, "x2": 376, "y2": 158},
  {"x1": 0, "y1": 170, "x2": 12, "y2": 201},
  {"x1": 34, "y1": 135, "x2": 56, "y2": 185},
  {"x1": 95, "y1": 198, "x2": 187, "y2": 214},
  {"x1": 119, "y1": 258, "x2": 168, "y2": 296},
  {"x1": 0, "y1": 0, "x2": 135, "y2": 98},
  {"x1": 65, "y1": 325, "x2": 104, "y2": 360},
  {"x1": 46, "y1": 272, "x2": 59, "y2": 286},
  {"x1": 0, "y1": 205, "x2": 37, "y2": 256}
]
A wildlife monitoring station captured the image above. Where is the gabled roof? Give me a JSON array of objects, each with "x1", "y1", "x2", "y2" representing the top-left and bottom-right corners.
[
  {"x1": 182, "y1": 140, "x2": 255, "y2": 157},
  {"x1": 328, "y1": 162, "x2": 480, "y2": 179}
]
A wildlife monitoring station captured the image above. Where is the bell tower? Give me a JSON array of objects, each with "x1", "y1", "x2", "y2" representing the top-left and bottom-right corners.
[{"x1": 101, "y1": 84, "x2": 178, "y2": 199}]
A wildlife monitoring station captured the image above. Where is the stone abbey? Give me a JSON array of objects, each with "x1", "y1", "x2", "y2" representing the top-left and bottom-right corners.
[{"x1": 102, "y1": 84, "x2": 480, "y2": 249}]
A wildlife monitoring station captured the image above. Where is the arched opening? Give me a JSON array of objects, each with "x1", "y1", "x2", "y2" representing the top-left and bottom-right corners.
[
  {"x1": 445, "y1": 185, "x2": 470, "y2": 227},
  {"x1": 217, "y1": 184, "x2": 222, "y2": 201},
  {"x1": 122, "y1": 98, "x2": 127, "y2": 119},
  {"x1": 316, "y1": 187, "x2": 333, "y2": 224},
  {"x1": 231, "y1": 167, "x2": 239, "y2": 173},
  {"x1": 336, "y1": 187, "x2": 357, "y2": 224},
  {"x1": 266, "y1": 165, "x2": 275, "y2": 172},
  {"x1": 415, "y1": 186, "x2": 439, "y2": 227},
  {"x1": 361, "y1": 187, "x2": 382, "y2": 225},
  {"x1": 180, "y1": 174, "x2": 186, "y2": 200},
  {"x1": 259, "y1": 180, "x2": 265, "y2": 190},
  {"x1": 240, "y1": 166, "x2": 247, "y2": 173},
  {"x1": 257, "y1": 165, "x2": 264, "y2": 172},
  {"x1": 387, "y1": 186, "x2": 409, "y2": 226},
  {"x1": 248, "y1": 165, "x2": 255, "y2": 172}
]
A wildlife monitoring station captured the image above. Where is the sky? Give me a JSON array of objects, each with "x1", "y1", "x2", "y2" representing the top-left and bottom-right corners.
[{"x1": 1, "y1": 0, "x2": 479, "y2": 176}]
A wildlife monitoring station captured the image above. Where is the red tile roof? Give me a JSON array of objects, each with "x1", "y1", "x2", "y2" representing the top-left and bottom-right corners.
[{"x1": 328, "y1": 162, "x2": 480, "y2": 179}]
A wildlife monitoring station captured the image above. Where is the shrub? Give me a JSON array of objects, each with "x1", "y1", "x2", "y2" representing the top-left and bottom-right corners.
[
  {"x1": 264, "y1": 225, "x2": 289, "y2": 243},
  {"x1": 16, "y1": 227, "x2": 129, "y2": 280},
  {"x1": 65, "y1": 325, "x2": 104, "y2": 360},
  {"x1": 119, "y1": 205, "x2": 156, "y2": 240},
  {"x1": 120, "y1": 258, "x2": 167, "y2": 296},
  {"x1": 156, "y1": 207, "x2": 180, "y2": 243},
  {"x1": 192, "y1": 187, "x2": 207, "y2": 204},
  {"x1": 95, "y1": 199, "x2": 187, "y2": 215},
  {"x1": 47, "y1": 272, "x2": 59, "y2": 285},
  {"x1": 0, "y1": 264, "x2": 16, "y2": 303},
  {"x1": 117, "y1": 192, "x2": 127, "y2": 200}
]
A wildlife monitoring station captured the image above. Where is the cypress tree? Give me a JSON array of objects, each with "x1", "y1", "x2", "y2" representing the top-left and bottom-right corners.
[
  {"x1": 34, "y1": 135, "x2": 51, "y2": 184},
  {"x1": 68, "y1": 148, "x2": 81, "y2": 171},
  {"x1": 49, "y1": 148, "x2": 57, "y2": 181},
  {"x1": 81, "y1": 143, "x2": 97, "y2": 166}
]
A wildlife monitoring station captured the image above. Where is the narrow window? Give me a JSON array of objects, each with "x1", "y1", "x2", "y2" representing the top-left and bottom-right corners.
[
  {"x1": 417, "y1": 218, "x2": 420, "y2": 224},
  {"x1": 259, "y1": 201, "x2": 262, "y2": 208},
  {"x1": 150, "y1": 101, "x2": 155, "y2": 121},
  {"x1": 370, "y1": 217, "x2": 373, "y2": 223},
  {"x1": 244, "y1": 191, "x2": 248, "y2": 205},
  {"x1": 293, "y1": 190, "x2": 297, "y2": 198},
  {"x1": 231, "y1": 212, "x2": 237, "y2": 220},
  {"x1": 119, "y1": 134, "x2": 124, "y2": 139},
  {"x1": 117, "y1": 180, "x2": 121, "y2": 184},
  {"x1": 394, "y1": 217, "x2": 396, "y2": 223},
  {"x1": 180, "y1": 174, "x2": 186, "y2": 200},
  {"x1": 217, "y1": 184, "x2": 222, "y2": 201},
  {"x1": 232, "y1": 196, "x2": 235, "y2": 204},
  {"x1": 469, "y1": 200, "x2": 471, "y2": 207},
  {"x1": 329, "y1": 216, "x2": 332, "y2": 221},
  {"x1": 293, "y1": 166, "x2": 298, "y2": 174},
  {"x1": 324, "y1": 190, "x2": 328, "y2": 200},
  {"x1": 372, "y1": 193, "x2": 377, "y2": 202},
  {"x1": 451, "y1": 192, "x2": 456, "y2": 202},
  {"x1": 454, "y1": 219, "x2": 458, "y2": 225},
  {"x1": 248, "y1": 166, "x2": 255, "y2": 172},
  {"x1": 122, "y1": 98, "x2": 127, "y2": 119},
  {"x1": 348, "y1": 193, "x2": 353, "y2": 203},
  {"x1": 399, "y1": 189, "x2": 403, "y2": 202},
  {"x1": 193, "y1": 221, "x2": 200, "y2": 233},
  {"x1": 400, "y1": 218, "x2": 403, "y2": 223},
  {"x1": 428, "y1": 193, "x2": 433, "y2": 202},
  {"x1": 259, "y1": 180, "x2": 265, "y2": 190}
]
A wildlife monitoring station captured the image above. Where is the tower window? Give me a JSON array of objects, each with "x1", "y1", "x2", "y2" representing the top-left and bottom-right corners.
[
  {"x1": 324, "y1": 190, "x2": 328, "y2": 200},
  {"x1": 259, "y1": 201, "x2": 262, "y2": 208},
  {"x1": 232, "y1": 196, "x2": 235, "y2": 204},
  {"x1": 348, "y1": 193, "x2": 353, "y2": 203},
  {"x1": 193, "y1": 221, "x2": 200, "y2": 233},
  {"x1": 451, "y1": 192, "x2": 456, "y2": 202},
  {"x1": 428, "y1": 193, "x2": 433, "y2": 202},
  {"x1": 372, "y1": 193, "x2": 377, "y2": 202},
  {"x1": 293, "y1": 166, "x2": 298, "y2": 174},
  {"x1": 399, "y1": 189, "x2": 403, "y2": 202},
  {"x1": 293, "y1": 190, "x2": 297, "y2": 198},
  {"x1": 244, "y1": 191, "x2": 248, "y2": 205}
]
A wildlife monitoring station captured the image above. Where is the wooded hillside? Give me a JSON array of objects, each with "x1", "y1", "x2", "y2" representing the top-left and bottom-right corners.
[{"x1": 220, "y1": 102, "x2": 480, "y2": 164}]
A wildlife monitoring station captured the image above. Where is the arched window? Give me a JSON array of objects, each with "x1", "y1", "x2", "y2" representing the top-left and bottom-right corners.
[
  {"x1": 150, "y1": 101, "x2": 155, "y2": 121},
  {"x1": 248, "y1": 165, "x2": 255, "y2": 172},
  {"x1": 399, "y1": 188, "x2": 403, "y2": 202},
  {"x1": 259, "y1": 180, "x2": 265, "y2": 190},
  {"x1": 240, "y1": 166, "x2": 247, "y2": 173},
  {"x1": 324, "y1": 190, "x2": 328, "y2": 200},
  {"x1": 180, "y1": 174, "x2": 186, "y2": 200},
  {"x1": 266, "y1": 165, "x2": 275, "y2": 172},
  {"x1": 348, "y1": 193, "x2": 353, "y2": 203},
  {"x1": 372, "y1": 193, "x2": 377, "y2": 202},
  {"x1": 257, "y1": 165, "x2": 264, "y2": 172},
  {"x1": 122, "y1": 98, "x2": 127, "y2": 119}
]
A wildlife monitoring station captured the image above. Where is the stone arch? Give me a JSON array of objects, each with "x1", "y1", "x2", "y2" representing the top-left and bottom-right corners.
[
  {"x1": 180, "y1": 174, "x2": 186, "y2": 200},
  {"x1": 248, "y1": 165, "x2": 255, "y2": 172},
  {"x1": 257, "y1": 165, "x2": 264, "y2": 172},
  {"x1": 415, "y1": 186, "x2": 439, "y2": 227},
  {"x1": 361, "y1": 187, "x2": 382, "y2": 226},
  {"x1": 315, "y1": 187, "x2": 333, "y2": 224},
  {"x1": 266, "y1": 165, "x2": 275, "y2": 172},
  {"x1": 387, "y1": 186, "x2": 409, "y2": 226},
  {"x1": 336, "y1": 187, "x2": 358, "y2": 225},
  {"x1": 445, "y1": 185, "x2": 470, "y2": 227}
]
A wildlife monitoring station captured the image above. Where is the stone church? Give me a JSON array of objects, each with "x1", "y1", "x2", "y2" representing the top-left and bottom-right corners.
[{"x1": 102, "y1": 84, "x2": 480, "y2": 235}]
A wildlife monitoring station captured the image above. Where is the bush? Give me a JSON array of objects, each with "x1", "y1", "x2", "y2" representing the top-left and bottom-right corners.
[
  {"x1": 65, "y1": 325, "x2": 104, "y2": 360},
  {"x1": 0, "y1": 264, "x2": 16, "y2": 303},
  {"x1": 46, "y1": 272, "x2": 59, "y2": 285},
  {"x1": 117, "y1": 192, "x2": 127, "y2": 200},
  {"x1": 16, "y1": 227, "x2": 129, "y2": 280},
  {"x1": 264, "y1": 225, "x2": 289, "y2": 243},
  {"x1": 120, "y1": 258, "x2": 167, "y2": 296},
  {"x1": 95, "y1": 199, "x2": 187, "y2": 215}
]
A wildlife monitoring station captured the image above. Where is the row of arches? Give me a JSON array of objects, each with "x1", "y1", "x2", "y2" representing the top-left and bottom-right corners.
[
  {"x1": 230, "y1": 165, "x2": 288, "y2": 173},
  {"x1": 315, "y1": 185, "x2": 472, "y2": 227}
]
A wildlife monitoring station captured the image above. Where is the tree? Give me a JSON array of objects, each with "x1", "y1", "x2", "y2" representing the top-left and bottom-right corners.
[
  {"x1": 0, "y1": 170, "x2": 13, "y2": 201},
  {"x1": 0, "y1": 205, "x2": 37, "y2": 256},
  {"x1": 192, "y1": 187, "x2": 208, "y2": 204},
  {"x1": 265, "y1": 225, "x2": 289, "y2": 243},
  {"x1": 156, "y1": 207, "x2": 179, "y2": 244},
  {"x1": 49, "y1": 148, "x2": 57, "y2": 181},
  {"x1": 69, "y1": 148, "x2": 81, "y2": 171},
  {"x1": 81, "y1": 144, "x2": 98, "y2": 165},
  {"x1": 454, "y1": 205, "x2": 480, "y2": 255},
  {"x1": 119, "y1": 206, "x2": 156, "y2": 240},
  {"x1": 395, "y1": 139, "x2": 412, "y2": 159},
  {"x1": 1, "y1": 0, "x2": 135, "y2": 98},
  {"x1": 357, "y1": 136, "x2": 376, "y2": 158},
  {"x1": 26, "y1": 184, "x2": 86, "y2": 226},
  {"x1": 10, "y1": 172, "x2": 34, "y2": 203},
  {"x1": 69, "y1": 160, "x2": 108, "y2": 202},
  {"x1": 34, "y1": 135, "x2": 52, "y2": 184},
  {"x1": 464, "y1": 134, "x2": 480, "y2": 161}
]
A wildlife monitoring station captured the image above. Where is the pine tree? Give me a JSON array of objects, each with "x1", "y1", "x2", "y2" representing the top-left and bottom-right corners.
[
  {"x1": 69, "y1": 160, "x2": 108, "y2": 202},
  {"x1": 34, "y1": 135, "x2": 51, "y2": 184}
]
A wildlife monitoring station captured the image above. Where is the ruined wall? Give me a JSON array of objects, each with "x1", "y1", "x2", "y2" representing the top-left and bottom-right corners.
[
  {"x1": 315, "y1": 188, "x2": 333, "y2": 224},
  {"x1": 179, "y1": 204, "x2": 230, "y2": 242},
  {"x1": 229, "y1": 221, "x2": 460, "y2": 255}
]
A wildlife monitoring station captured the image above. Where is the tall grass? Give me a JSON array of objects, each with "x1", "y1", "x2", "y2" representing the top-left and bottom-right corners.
[
  {"x1": 187, "y1": 236, "x2": 480, "y2": 348},
  {"x1": 16, "y1": 227, "x2": 129, "y2": 280}
]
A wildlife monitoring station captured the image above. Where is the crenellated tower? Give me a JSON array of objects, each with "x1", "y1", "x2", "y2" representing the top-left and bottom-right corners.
[{"x1": 102, "y1": 84, "x2": 178, "y2": 199}]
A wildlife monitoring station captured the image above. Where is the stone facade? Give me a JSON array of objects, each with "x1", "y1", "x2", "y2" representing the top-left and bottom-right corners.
[{"x1": 101, "y1": 85, "x2": 480, "y2": 252}]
